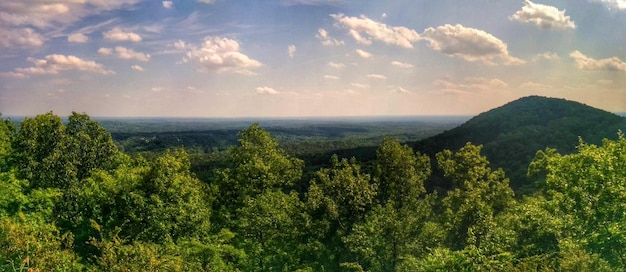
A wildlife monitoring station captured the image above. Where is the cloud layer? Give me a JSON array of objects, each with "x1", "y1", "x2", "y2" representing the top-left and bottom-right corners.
[
  {"x1": 510, "y1": 0, "x2": 576, "y2": 29},
  {"x1": 421, "y1": 24, "x2": 524, "y2": 65}
]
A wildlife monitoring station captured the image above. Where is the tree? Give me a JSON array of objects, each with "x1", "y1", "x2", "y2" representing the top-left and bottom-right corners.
[
  {"x1": 65, "y1": 112, "x2": 120, "y2": 181},
  {"x1": 13, "y1": 112, "x2": 75, "y2": 189},
  {"x1": 306, "y1": 155, "x2": 377, "y2": 269},
  {"x1": 236, "y1": 190, "x2": 310, "y2": 271},
  {"x1": 436, "y1": 143, "x2": 516, "y2": 252},
  {"x1": 343, "y1": 138, "x2": 435, "y2": 271},
  {"x1": 528, "y1": 133, "x2": 626, "y2": 268},
  {"x1": 213, "y1": 123, "x2": 303, "y2": 228},
  {"x1": 373, "y1": 137, "x2": 430, "y2": 209}
]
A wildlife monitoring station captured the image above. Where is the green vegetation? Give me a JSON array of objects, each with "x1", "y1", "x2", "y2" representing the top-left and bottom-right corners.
[
  {"x1": 414, "y1": 96, "x2": 626, "y2": 194},
  {"x1": 1, "y1": 97, "x2": 625, "y2": 270}
]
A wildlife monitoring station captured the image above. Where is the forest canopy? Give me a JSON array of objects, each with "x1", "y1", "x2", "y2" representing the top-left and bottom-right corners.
[{"x1": 0, "y1": 112, "x2": 625, "y2": 271}]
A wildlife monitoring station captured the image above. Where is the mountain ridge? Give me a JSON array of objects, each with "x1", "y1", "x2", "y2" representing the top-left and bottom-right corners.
[{"x1": 414, "y1": 95, "x2": 626, "y2": 193}]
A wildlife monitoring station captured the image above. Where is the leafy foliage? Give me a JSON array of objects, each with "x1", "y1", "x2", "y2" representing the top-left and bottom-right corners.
[{"x1": 1, "y1": 110, "x2": 626, "y2": 270}]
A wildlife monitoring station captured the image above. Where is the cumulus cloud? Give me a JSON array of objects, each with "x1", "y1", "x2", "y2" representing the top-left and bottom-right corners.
[
  {"x1": 367, "y1": 74, "x2": 387, "y2": 80},
  {"x1": 68, "y1": 33, "x2": 89, "y2": 43},
  {"x1": 114, "y1": 46, "x2": 150, "y2": 61},
  {"x1": 355, "y1": 49, "x2": 372, "y2": 59},
  {"x1": 330, "y1": 13, "x2": 420, "y2": 48},
  {"x1": 391, "y1": 61, "x2": 413, "y2": 68},
  {"x1": 518, "y1": 81, "x2": 553, "y2": 90},
  {"x1": 103, "y1": 27, "x2": 142, "y2": 42},
  {"x1": 162, "y1": 1, "x2": 173, "y2": 8},
  {"x1": 393, "y1": 86, "x2": 411, "y2": 94},
  {"x1": 316, "y1": 28, "x2": 344, "y2": 46},
  {"x1": 328, "y1": 61, "x2": 345, "y2": 68},
  {"x1": 0, "y1": 0, "x2": 139, "y2": 48},
  {"x1": 131, "y1": 65, "x2": 144, "y2": 72},
  {"x1": 98, "y1": 47, "x2": 113, "y2": 55},
  {"x1": 0, "y1": 1, "x2": 138, "y2": 29},
  {"x1": 13, "y1": 54, "x2": 114, "y2": 75},
  {"x1": 184, "y1": 36, "x2": 262, "y2": 74},
  {"x1": 0, "y1": 71, "x2": 28, "y2": 79},
  {"x1": 589, "y1": 0, "x2": 626, "y2": 11},
  {"x1": 351, "y1": 83, "x2": 370, "y2": 88},
  {"x1": 435, "y1": 77, "x2": 508, "y2": 94},
  {"x1": 256, "y1": 86, "x2": 279, "y2": 95},
  {"x1": 98, "y1": 46, "x2": 150, "y2": 61},
  {"x1": 570, "y1": 50, "x2": 626, "y2": 71},
  {"x1": 0, "y1": 27, "x2": 44, "y2": 48},
  {"x1": 288, "y1": 44, "x2": 296, "y2": 58},
  {"x1": 421, "y1": 24, "x2": 524, "y2": 65},
  {"x1": 324, "y1": 75, "x2": 339, "y2": 80},
  {"x1": 533, "y1": 52, "x2": 560, "y2": 61},
  {"x1": 510, "y1": 0, "x2": 576, "y2": 29},
  {"x1": 173, "y1": 40, "x2": 187, "y2": 50}
]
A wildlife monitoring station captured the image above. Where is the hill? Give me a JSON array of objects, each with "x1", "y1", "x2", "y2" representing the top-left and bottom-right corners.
[{"x1": 414, "y1": 95, "x2": 626, "y2": 193}]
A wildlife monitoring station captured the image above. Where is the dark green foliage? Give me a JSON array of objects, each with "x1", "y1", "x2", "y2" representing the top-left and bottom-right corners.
[
  {"x1": 415, "y1": 96, "x2": 626, "y2": 192},
  {"x1": 2, "y1": 108, "x2": 626, "y2": 271}
]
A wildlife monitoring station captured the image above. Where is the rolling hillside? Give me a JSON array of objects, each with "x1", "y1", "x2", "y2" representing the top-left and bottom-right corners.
[{"x1": 414, "y1": 96, "x2": 626, "y2": 193}]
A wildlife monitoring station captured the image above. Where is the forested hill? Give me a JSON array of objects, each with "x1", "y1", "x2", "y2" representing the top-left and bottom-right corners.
[{"x1": 414, "y1": 95, "x2": 626, "y2": 192}]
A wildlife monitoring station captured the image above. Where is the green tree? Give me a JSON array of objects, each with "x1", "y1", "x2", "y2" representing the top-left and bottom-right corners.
[
  {"x1": 213, "y1": 123, "x2": 303, "y2": 227},
  {"x1": 13, "y1": 112, "x2": 75, "y2": 189},
  {"x1": 306, "y1": 155, "x2": 376, "y2": 269},
  {"x1": 343, "y1": 138, "x2": 436, "y2": 271},
  {"x1": 237, "y1": 190, "x2": 311, "y2": 271},
  {"x1": 528, "y1": 133, "x2": 626, "y2": 268},
  {"x1": 373, "y1": 137, "x2": 430, "y2": 209},
  {"x1": 436, "y1": 143, "x2": 516, "y2": 252},
  {"x1": 65, "y1": 112, "x2": 120, "y2": 181}
]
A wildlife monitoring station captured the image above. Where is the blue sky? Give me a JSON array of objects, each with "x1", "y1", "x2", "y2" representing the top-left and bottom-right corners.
[{"x1": 1, "y1": 0, "x2": 625, "y2": 117}]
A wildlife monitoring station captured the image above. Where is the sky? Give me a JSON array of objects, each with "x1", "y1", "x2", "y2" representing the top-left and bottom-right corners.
[{"x1": 1, "y1": 0, "x2": 625, "y2": 117}]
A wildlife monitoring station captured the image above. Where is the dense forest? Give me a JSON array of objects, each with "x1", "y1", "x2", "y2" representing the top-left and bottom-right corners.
[{"x1": 1, "y1": 97, "x2": 626, "y2": 271}]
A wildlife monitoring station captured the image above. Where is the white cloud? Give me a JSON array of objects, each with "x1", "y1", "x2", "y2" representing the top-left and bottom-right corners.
[
  {"x1": 328, "y1": 61, "x2": 345, "y2": 68},
  {"x1": 324, "y1": 75, "x2": 339, "y2": 80},
  {"x1": 98, "y1": 47, "x2": 113, "y2": 55},
  {"x1": 184, "y1": 36, "x2": 262, "y2": 74},
  {"x1": 0, "y1": 0, "x2": 139, "y2": 48},
  {"x1": 421, "y1": 24, "x2": 524, "y2": 65},
  {"x1": 589, "y1": 0, "x2": 626, "y2": 11},
  {"x1": 533, "y1": 52, "x2": 560, "y2": 61},
  {"x1": 197, "y1": 0, "x2": 215, "y2": 3},
  {"x1": 14, "y1": 54, "x2": 114, "y2": 75},
  {"x1": 316, "y1": 28, "x2": 344, "y2": 46},
  {"x1": 0, "y1": 71, "x2": 28, "y2": 79},
  {"x1": 131, "y1": 65, "x2": 144, "y2": 72},
  {"x1": 393, "y1": 86, "x2": 411, "y2": 94},
  {"x1": 162, "y1": 1, "x2": 173, "y2": 8},
  {"x1": 288, "y1": 44, "x2": 296, "y2": 58},
  {"x1": 330, "y1": 13, "x2": 420, "y2": 48},
  {"x1": 173, "y1": 40, "x2": 187, "y2": 50},
  {"x1": 367, "y1": 74, "x2": 387, "y2": 80},
  {"x1": 68, "y1": 33, "x2": 89, "y2": 43},
  {"x1": 256, "y1": 86, "x2": 279, "y2": 95},
  {"x1": 98, "y1": 46, "x2": 150, "y2": 61},
  {"x1": 518, "y1": 81, "x2": 553, "y2": 90},
  {"x1": 114, "y1": 46, "x2": 150, "y2": 61},
  {"x1": 570, "y1": 50, "x2": 626, "y2": 71},
  {"x1": 510, "y1": 0, "x2": 576, "y2": 29},
  {"x1": 103, "y1": 27, "x2": 142, "y2": 42},
  {"x1": 0, "y1": 27, "x2": 44, "y2": 48},
  {"x1": 435, "y1": 77, "x2": 508, "y2": 93},
  {"x1": 355, "y1": 49, "x2": 372, "y2": 59},
  {"x1": 391, "y1": 61, "x2": 413, "y2": 68},
  {"x1": 351, "y1": 83, "x2": 370, "y2": 88}
]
